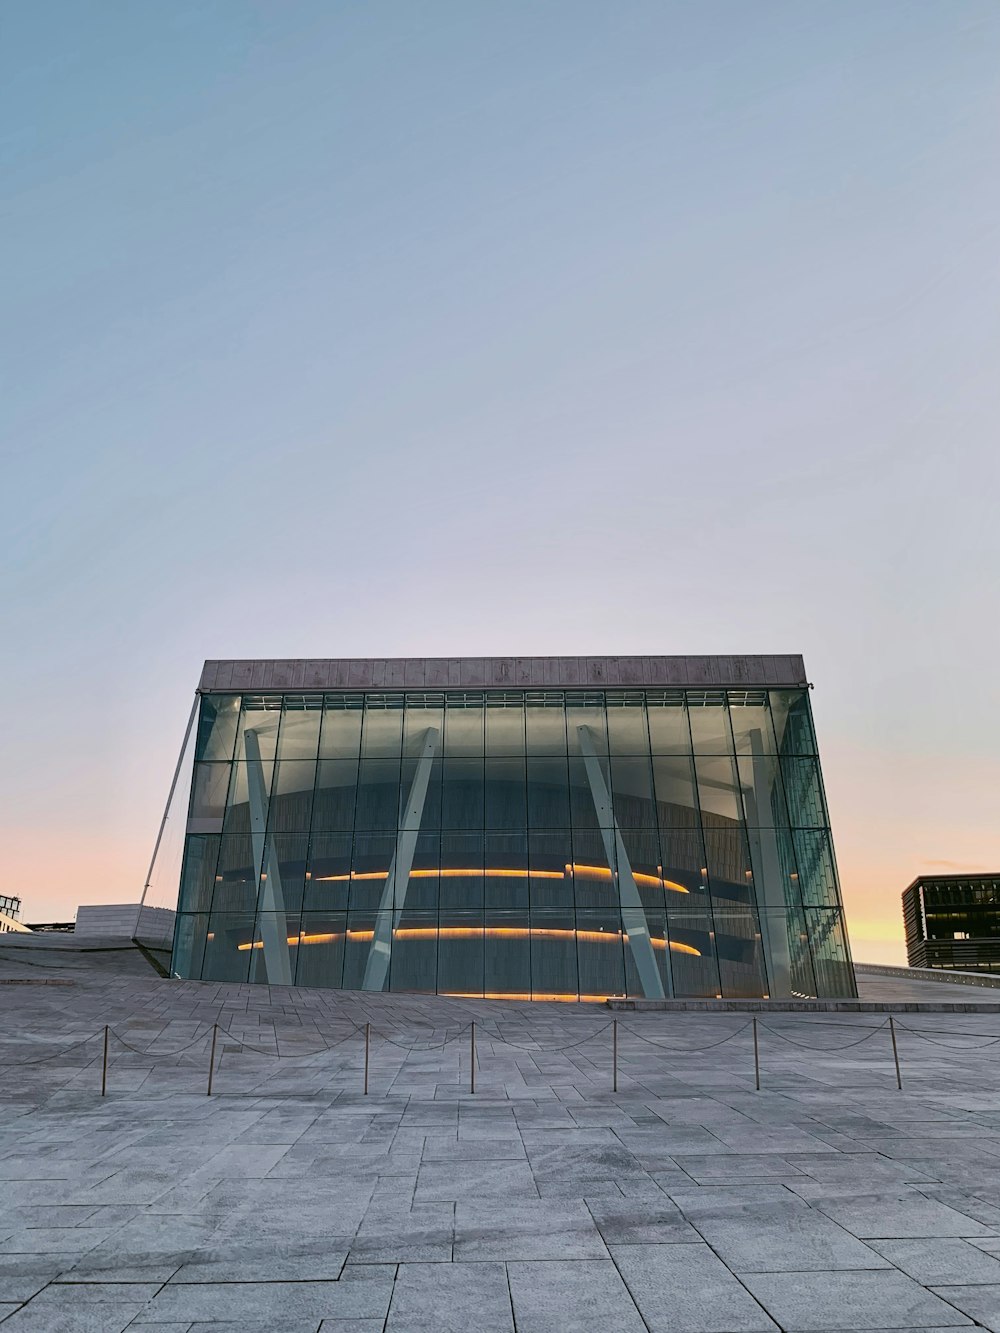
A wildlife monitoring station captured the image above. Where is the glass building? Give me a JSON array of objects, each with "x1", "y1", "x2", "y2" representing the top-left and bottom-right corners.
[{"x1": 171, "y1": 656, "x2": 855, "y2": 1000}]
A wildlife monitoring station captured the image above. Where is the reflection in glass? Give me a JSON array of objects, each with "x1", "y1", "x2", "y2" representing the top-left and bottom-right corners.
[{"x1": 177, "y1": 685, "x2": 854, "y2": 999}]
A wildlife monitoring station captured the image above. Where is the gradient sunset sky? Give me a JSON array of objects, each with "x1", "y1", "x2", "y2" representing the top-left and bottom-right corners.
[{"x1": 3, "y1": 2, "x2": 999, "y2": 962}]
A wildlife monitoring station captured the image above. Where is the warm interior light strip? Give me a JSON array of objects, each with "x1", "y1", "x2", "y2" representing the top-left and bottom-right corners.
[
  {"x1": 237, "y1": 927, "x2": 700, "y2": 956},
  {"x1": 313, "y1": 863, "x2": 689, "y2": 893}
]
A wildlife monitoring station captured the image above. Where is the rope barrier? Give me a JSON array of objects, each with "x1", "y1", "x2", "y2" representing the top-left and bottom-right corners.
[
  {"x1": 756, "y1": 1020, "x2": 889, "y2": 1050},
  {"x1": 481, "y1": 1023, "x2": 614, "y2": 1052},
  {"x1": 0, "y1": 1033, "x2": 101, "y2": 1066},
  {"x1": 625, "y1": 1021, "x2": 753, "y2": 1051}
]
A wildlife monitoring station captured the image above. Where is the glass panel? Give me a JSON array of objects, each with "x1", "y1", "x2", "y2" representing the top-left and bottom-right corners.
[
  {"x1": 619, "y1": 828, "x2": 664, "y2": 911},
  {"x1": 763, "y1": 905, "x2": 817, "y2": 998},
  {"x1": 729, "y1": 696, "x2": 778, "y2": 756},
  {"x1": 235, "y1": 696, "x2": 282, "y2": 764},
  {"x1": 276, "y1": 698, "x2": 322, "y2": 760},
  {"x1": 440, "y1": 833, "x2": 484, "y2": 913},
  {"x1": 485, "y1": 757, "x2": 526, "y2": 830},
  {"x1": 389, "y1": 909, "x2": 437, "y2": 993},
  {"x1": 793, "y1": 830, "x2": 841, "y2": 907},
  {"x1": 172, "y1": 913, "x2": 209, "y2": 978},
  {"x1": 403, "y1": 694, "x2": 444, "y2": 755},
  {"x1": 605, "y1": 692, "x2": 650, "y2": 755},
  {"x1": 319, "y1": 694, "x2": 363, "y2": 759},
  {"x1": 806, "y1": 907, "x2": 854, "y2": 996},
  {"x1": 567, "y1": 756, "x2": 601, "y2": 831},
  {"x1": 485, "y1": 831, "x2": 529, "y2": 910},
  {"x1": 295, "y1": 910, "x2": 347, "y2": 988},
  {"x1": 248, "y1": 912, "x2": 300, "y2": 984},
  {"x1": 343, "y1": 911, "x2": 377, "y2": 990},
  {"x1": 530, "y1": 908, "x2": 578, "y2": 999},
  {"x1": 529, "y1": 829, "x2": 574, "y2": 909},
  {"x1": 355, "y1": 759, "x2": 401, "y2": 831},
  {"x1": 527, "y1": 757, "x2": 571, "y2": 828},
  {"x1": 666, "y1": 908, "x2": 721, "y2": 997},
  {"x1": 737, "y1": 754, "x2": 788, "y2": 829},
  {"x1": 304, "y1": 833, "x2": 353, "y2": 909},
  {"x1": 577, "y1": 908, "x2": 626, "y2": 998},
  {"x1": 400, "y1": 753, "x2": 442, "y2": 831},
  {"x1": 313, "y1": 759, "x2": 360, "y2": 830},
  {"x1": 646, "y1": 693, "x2": 691, "y2": 754},
  {"x1": 444, "y1": 695, "x2": 484, "y2": 755},
  {"x1": 189, "y1": 763, "x2": 230, "y2": 823},
  {"x1": 222, "y1": 762, "x2": 265, "y2": 836},
  {"x1": 485, "y1": 909, "x2": 531, "y2": 998},
  {"x1": 781, "y1": 758, "x2": 826, "y2": 827},
  {"x1": 623, "y1": 908, "x2": 673, "y2": 999},
  {"x1": 202, "y1": 911, "x2": 254, "y2": 982},
  {"x1": 437, "y1": 910, "x2": 484, "y2": 997},
  {"x1": 746, "y1": 825, "x2": 800, "y2": 913},
  {"x1": 695, "y1": 755, "x2": 743, "y2": 824},
  {"x1": 703, "y1": 828, "x2": 754, "y2": 906},
  {"x1": 688, "y1": 696, "x2": 733, "y2": 754},
  {"x1": 350, "y1": 834, "x2": 397, "y2": 911},
  {"x1": 652, "y1": 754, "x2": 699, "y2": 827},
  {"x1": 486, "y1": 694, "x2": 525, "y2": 756},
  {"x1": 361, "y1": 695, "x2": 403, "y2": 758},
  {"x1": 267, "y1": 759, "x2": 316, "y2": 831},
  {"x1": 571, "y1": 828, "x2": 618, "y2": 911},
  {"x1": 195, "y1": 695, "x2": 240, "y2": 762},
  {"x1": 713, "y1": 907, "x2": 768, "y2": 998},
  {"x1": 566, "y1": 693, "x2": 608, "y2": 755},
  {"x1": 213, "y1": 834, "x2": 259, "y2": 912},
  {"x1": 403, "y1": 831, "x2": 440, "y2": 912},
  {"x1": 178, "y1": 835, "x2": 221, "y2": 912},
  {"x1": 524, "y1": 693, "x2": 566, "y2": 755},
  {"x1": 610, "y1": 755, "x2": 657, "y2": 830},
  {"x1": 257, "y1": 833, "x2": 309, "y2": 916},
  {"x1": 657, "y1": 828, "x2": 708, "y2": 900},
  {"x1": 441, "y1": 758, "x2": 484, "y2": 830},
  {"x1": 770, "y1": 690, "x2": 817, "y2": 756}
]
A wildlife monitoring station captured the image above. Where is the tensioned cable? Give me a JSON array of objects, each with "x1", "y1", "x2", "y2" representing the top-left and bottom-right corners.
[
  {"x1": 110, "y1": 1028, "x2": 215, "y2": 1057},
  {"x1": 480, "y1": 1022, "x2": 614, "y2": 1052},
  {"x1": 756, "y1": 1020, "x2": 889, "y2": 1049},
  {"x1": 0, "y1": 1033, "x2": 101, "y2": 1066},
  {"x1": 623, "y1": 1021, "x2": 754, "y2": 1051}
]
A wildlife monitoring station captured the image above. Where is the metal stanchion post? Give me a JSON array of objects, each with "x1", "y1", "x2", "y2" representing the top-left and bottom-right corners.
[
  {"x1": 753, "y1": 1015, "x2": 761, "y2": 1091},
  {"x1": 101, "y1": 1025, "x2": 109, "y2": 1096},
  {"x1": 889, "y1": 1015, "x2": 902, "y2": 1090},
  {"x1": 612, "y1": 1019, "x2": 618, "y2": 1093},
  {"x1": 364, "y1": 1022, "x2": 370, "y2": 1096},
  {"x1": 470, "y1": 1021, "x2": 476, "y2": 1095},
  {"x1": 206, "y1": 1023, "x2": 218, "y2": 1097}
]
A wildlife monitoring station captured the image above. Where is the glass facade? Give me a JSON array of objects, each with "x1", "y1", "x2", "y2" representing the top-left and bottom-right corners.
[{"x1": 172, "y1": 686, "x2": 855, "y2": 999}]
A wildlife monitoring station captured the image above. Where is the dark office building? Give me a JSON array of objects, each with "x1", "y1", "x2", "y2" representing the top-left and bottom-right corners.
[
  {"x1": 903, "y1": 874, "x2": 1000, "y2": 972},
  {"x1": 171, "y1": 655, "x2": 856, "y2": 1000}
]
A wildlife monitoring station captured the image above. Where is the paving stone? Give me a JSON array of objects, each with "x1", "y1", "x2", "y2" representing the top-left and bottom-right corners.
[
  {"x1": 507, "y1": 1258, "x2": 647, "y2": 1332},
  {"x1": 611, "y1": 1242, "x2": 779, "y2": 1331},
  {"x1": 869, "y1": 1237, "x2": 1000, "y2": 1284},
  {"x1": 386, "y1": 1261, "x2": 513, "y2": 1330},
  {"x1": 454, "y1": 1199, "x2": 608, "y2": 1260},
  {"x1": 144, "y1": 1273, "x2": 394, "y2": 1322},
  {"x1": 742, "y1": 1269, "x2": 973, "y2": 1330},
  {"x1": 813, "y1": 1190, "x2": 993, "y2": 1239},
  {"x1": 684, "y1": 1200, "x2": 890, "y2": 1272}
]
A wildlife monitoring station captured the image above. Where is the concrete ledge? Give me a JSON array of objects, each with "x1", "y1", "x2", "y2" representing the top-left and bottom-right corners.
[{"x1": 855, "y1": 961, "x2": 1000, "y2": 989}]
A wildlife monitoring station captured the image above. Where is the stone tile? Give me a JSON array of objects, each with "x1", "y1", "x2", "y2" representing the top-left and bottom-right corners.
[
  {"x1": 507, "y1": 1259, "x2": 647, "y2": 1332},
  {"x1": 814, "y1": 1190, "x2": 993, "y2": 1238},
  {"x1": 144, "y1": 1272, "x2": 394, "y2": 1322},
  {"x1": 929, "y1": 1286, "x2": 1000, "y2": 1332},
  {"x1": 869, "y1": 1237, "x2": 1000, "y2": 1284},
  {"x1": 414, "y1": 1160, "x2": 538, "y2": 1200},
  {"x1": 585, "y1": 1198, "x2": 699, "y2": 1244},
  {"x1": 454, "y1": 1199, "x2": 608, "y2": 1260},
  {"x1": 742, "y1": 1270, "x2": 973, "y2": 1330},
  {"x1": 386, "y1": 1261, "x2": 513, "y2": 1331},
  {"x1": 350, "y1": 1201, "x2": 453, "y2": 1263},
  {"x1": 688, "y1": 1200, "x2": 890, "y2": 1272},
  {"x1": 612, "y1": 1242, "x2": 779, "y2": 1331}
]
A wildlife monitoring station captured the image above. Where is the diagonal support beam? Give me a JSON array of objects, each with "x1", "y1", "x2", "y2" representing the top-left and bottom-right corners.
[
  {"x1": 576, "y1": 725, "x2": 668, "y2": 1000},
  {"x1": 244, "y1": 729, "x2": 293, "y2": 986},
  {"x1": 362, "y1": 726, "x2": 440, "y2": 992}
]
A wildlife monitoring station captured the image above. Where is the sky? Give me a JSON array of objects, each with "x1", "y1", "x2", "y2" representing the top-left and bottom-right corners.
[{"x1": 2, "y1": 1, "x2": 999, "y2": 962}]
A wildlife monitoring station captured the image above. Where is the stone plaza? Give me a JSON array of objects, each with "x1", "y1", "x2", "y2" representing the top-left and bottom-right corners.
[{"x1": 5, "y1": 937, "x2": 1000, "y2": 1331}]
